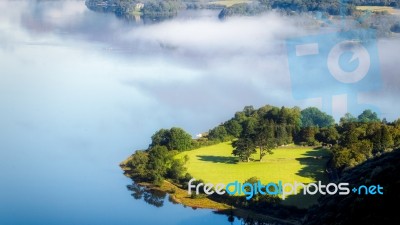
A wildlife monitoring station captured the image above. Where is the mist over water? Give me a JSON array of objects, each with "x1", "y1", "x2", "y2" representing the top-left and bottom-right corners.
[{"x1": 0, "y1": 0, "x2": 399, "y2": 224}]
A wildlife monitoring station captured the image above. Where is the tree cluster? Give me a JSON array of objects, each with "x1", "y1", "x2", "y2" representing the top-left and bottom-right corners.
[
  {"x1": 331, "y1": 111, "x2": 400, "y2": 171},
  {"x1": 226, "y1": 105, "x2": 336, "y2": 161},
  {"x1": 123, "y1": 127, "x2": 193, "y2": 185},
  {"x1": 124, "y1": 145, "x2": 188, "y2": 185}
]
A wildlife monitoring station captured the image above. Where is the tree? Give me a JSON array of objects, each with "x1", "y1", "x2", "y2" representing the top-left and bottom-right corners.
[
  {"x1": 339, "y1": 123, "x2": 365, "y2": 147},
  {"x1": 243, "y1": 177, "x2": 259, "y2": 192},
  {"x1": 167, "y1": 159, "x2": 186, "y2": 180},
  {"x1": 150, "y1": 128, "x2": 170, "y2": 149},
  {"x1": 127, "y1": 150, "x2": 149, "y2": 178},
  {"x1": 254, "y1": 120, "x2": 275, "y2": 161},
  {"x1": 234, "y1": 111, "x2": 247, "y2": 123},
  {"x1": 224, "y1": 120, "x2": 243, "y2": 138},
  {"x1": 168, "y1": 127, "x2": 192, "y2": 151},
  {"x1": 316, "y1": 126, "x2": 339, "y2": 146},
  {"x1": 241, "y1": 117, "x2": 257, "y2": 138},
  {"x1": 339, "y1": 113, "x2": 357, "y2": 125},
  {"x1": 232, "y1": 137, "x2": 256, "y2": 162},
  {"x1": 392, "y1": 119, "x2": 400, "y2": 148},
  {"x1": 276, "y1": 124, "x2": 289, "y2": 146},
  {"x1": 208, "y1": 125, "x2": 229, "y2": 142},
  {"x1": 298, "y1": 126, "x2": 319, "y2": 146},
  {"x1": 149, "y1": 127, "x2": 192, "y2": 151},
  {"x1": 333, "y1": 140, "x2": 373, "y2": 169},
  {"x1": 147, "y1": 145, "x2": 172, "y2": 185},
  {"x1": 301, "y1": 107, "x2": 335, "y2": 128},
  {"x1": 381, "y1": 125, "x2": 394, "y2": 151},
  {"x1": 358, "y1": 109, "x2": 380, "y2": 123},
  {"x1": 243, "y1": 105, "x2": 255, "y2": 117}
]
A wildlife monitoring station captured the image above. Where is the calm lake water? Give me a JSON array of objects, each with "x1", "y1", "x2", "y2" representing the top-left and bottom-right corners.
[{"x1": 1, "y1": 1, "x2": 399, "y2": 224}]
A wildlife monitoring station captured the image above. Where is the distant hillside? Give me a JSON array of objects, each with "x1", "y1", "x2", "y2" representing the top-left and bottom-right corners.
[{"x1": 304, "y1": 149, "x2": 400, "y2": 225}]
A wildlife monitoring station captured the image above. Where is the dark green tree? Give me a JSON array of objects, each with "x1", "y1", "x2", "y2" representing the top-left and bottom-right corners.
[
  {"x1": 208, "y1": 125, "x2": 229, "y2": 142},
  {"x1": 126, "y1": 150, "x2": 149, "y2": 178},
  {"x1": 298, "y1": 126, "x2": 319, "y2": 146},
  {"x1": 276, "y1": 124, "x2": 289, "y2": 146},
  {"x1": 243, "y1": 105, "x2": 255, "y2": 117},
  {"x1": 168, "y1": 127, "x2": 192, "y2": 151},
  {"x1": 301, "y1": 107, "x2": 335, "y2": 128},
  {"x1": 358, "y1": 109, "x2": 380, "y2": 123},
  {"x1": 147, "y1": 145, "x2": 172, "y2": 185},
  {"x1": 339, "y1": 113, "x2": 357, "y2": 125},
  {"x1": 381, "y1": 125, "x2": 394, "y2": 151},
  {"x1": 254, "y1": 120, "x2": 275, "y2": 161},
  {"x1": 224, "y1": 120, "x2": 243, "y2": 138},
  {"x1": 150, "y1": 128, "x2": 170, "y2": 148},
  {"x1": 167, "y1": 159, "x2": 186, "y2": 180},
  {"x1": 232, "y1": 137, "x2": 256, "y2": 162},
  {"x1": 316, "y1": 126, "x2": 340, "y2": 145},
  {"x1": 149, "y1": 127, "x2": 192, "y2": 151}
]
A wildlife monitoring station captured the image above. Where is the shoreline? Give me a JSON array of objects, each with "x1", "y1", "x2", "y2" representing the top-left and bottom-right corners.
[{"x1": 133, "y1": 179, "x2": 301, "y2": 225}]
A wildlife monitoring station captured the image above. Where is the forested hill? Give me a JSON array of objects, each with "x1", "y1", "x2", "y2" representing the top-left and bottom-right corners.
[
  {"x1": 304, "y1": 148, "x2": 400, "y2": 225},
  {"x1": 219, "y1": 0, "x2": 400, "y2": 18},
  {"x1": 122, "y1": 104, "x2": 400, "y2": 187},
  {"x1": 86, "y1": 0, "x2": 400, "y2": 19}
]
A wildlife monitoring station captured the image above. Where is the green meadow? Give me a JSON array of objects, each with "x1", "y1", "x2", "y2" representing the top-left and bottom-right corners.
[
  {"x1": 176, "y1": 142, "x2": 331, "y2": 208},
  {"x1": 356, "y1": 6, "x2": 396, "y2": 14},
  {"x1": 208, "y1": 0, "x2": 252, "y2": 7}
]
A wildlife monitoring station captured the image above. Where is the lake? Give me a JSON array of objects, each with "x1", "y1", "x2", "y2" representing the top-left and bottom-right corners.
[{"x1": 1, "y1": 1, "x2": 399, "y2": 224}]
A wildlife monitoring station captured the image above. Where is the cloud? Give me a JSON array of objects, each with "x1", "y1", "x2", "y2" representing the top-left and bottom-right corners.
[{"x1": 2, "y1": 0, "x2": 400, "y2": 128}]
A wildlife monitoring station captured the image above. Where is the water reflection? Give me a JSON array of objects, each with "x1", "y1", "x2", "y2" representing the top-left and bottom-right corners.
[
  {"x1": 85, "y1": 0, "x2": 174, "y2": 24},
  {"x1": 127, "y1": 183, "x2": 166, "y2": 208},
  {"x1": 84, "y1": 0, "x2": 221, "y2": 24},
  {"x1": 126, "y1": 182, "x2": 286, "y2": 225}
]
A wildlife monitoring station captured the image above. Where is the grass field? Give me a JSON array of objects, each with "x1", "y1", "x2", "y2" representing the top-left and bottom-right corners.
[
  {"x1": 208, "y1": 0, "x2": 252, "y2": 7},
  {"x1": 356, "y1": 6, "x2": 396, "y2": 14},
  {"x1": 176, "y1": 142, "x2": 331, "y2": 208}
]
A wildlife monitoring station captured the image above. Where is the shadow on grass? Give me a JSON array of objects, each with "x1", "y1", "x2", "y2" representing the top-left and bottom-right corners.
[
  {"x1": 197, "y1": 155, "x2": 238, "y2": 164},
  {"x1": 295, "y1": 147, "x2": 331, "y2": 181},
  {"x1": 282, "y1": 147, "x2": 332, "y2": 208}
]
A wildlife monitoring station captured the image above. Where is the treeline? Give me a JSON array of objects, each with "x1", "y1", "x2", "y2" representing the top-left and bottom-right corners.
[
  {"x1": 85, "y1": 0, "x2": 223, "y2": 19},
  {"x1": 87, "y1": 0, "x2": 400, "y2": 25},
  {"x1": 332, "y1": 112, "x2": 400, "y2": 172},
  {"x1": 219, "y1": 0, "x2": 400, "y2": 18},
  {"x1": 227, "y1": 106, "x2": 335, "y2": 162},
  {"x1": 218, "y1": 2, "x2": 271, "y2": 18},
  {"x1": 268, "y1": 0, "x2": 400, "y2": 14},
  {"x1": 141, "y1": 0, "x2": 183, "y2": 17},
  {"x1": 222, "y1": 105, "x2": 400, "y2": 174},
  {"x1": 219, "y1": 0, "x2": 356, "y2": 18},
  {"x1": 351, "y1": 0, "x2": 400, "y2": 7},
  {"x1": 269, "y1": 0, "x2": 355, "y2": 15},
  {"x1": 86, "y1": 0, "x2": 184, "y2": 19},
  {"x1": 204, "y1": 105, "x2": 334, "y2": 161}
]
